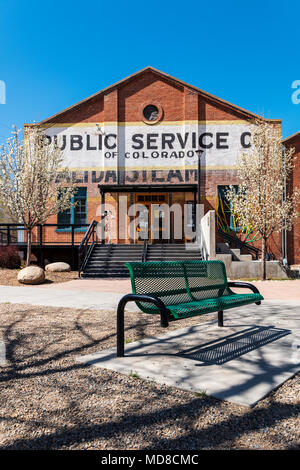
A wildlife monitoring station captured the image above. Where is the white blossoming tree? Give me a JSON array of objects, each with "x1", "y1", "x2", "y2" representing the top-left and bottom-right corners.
[
  {"x1": 226, "y1": 120, "x2": 300, "y2": 280},
  {"x1": 0, "y1": 126, "x2": 76, "y2": 267}
]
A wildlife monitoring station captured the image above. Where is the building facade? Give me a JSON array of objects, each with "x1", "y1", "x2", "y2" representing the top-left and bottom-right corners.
[
  {"x1": 283, "y1": 132, "x2": 300, "y2": 265},
  {"x1": 24, "y1": 67, "x2": 300, "y2": 264}
]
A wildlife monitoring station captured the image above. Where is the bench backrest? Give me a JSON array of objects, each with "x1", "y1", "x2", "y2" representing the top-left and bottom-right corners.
[{"x1": 125, "y1": 260, "x2": 229, "y2": 314}]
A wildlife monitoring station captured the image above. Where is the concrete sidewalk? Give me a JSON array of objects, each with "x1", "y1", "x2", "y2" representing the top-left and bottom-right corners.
[
  {"x1": 78, "y1": 300, "x2": 300, "y2": 407},
  {"x1": 1, "y1": 279, "x2": 300, "y2": 310},
  {"x1": 0, "y1": 285, "x2": 139, "y2": 311},
  {"x1": 32, "y1": 278, "x2": 300, "y2": 301}
]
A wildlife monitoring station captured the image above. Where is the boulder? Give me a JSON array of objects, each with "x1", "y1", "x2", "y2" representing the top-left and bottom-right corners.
[
  {"x1": 45, "y1": 262, "x2": 71, "y2": 273},
  {"x1": 18, "y1": 266, "x2": 45, "y2": 285}
]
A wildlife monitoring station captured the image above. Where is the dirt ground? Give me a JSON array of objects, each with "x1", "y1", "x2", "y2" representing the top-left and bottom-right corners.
[
  {"x1": 0, "y1": 303, "x2": 299, "y2": 450},
  {"x1": 0, "y1": 268, "x2": 78, "y2": 286}
]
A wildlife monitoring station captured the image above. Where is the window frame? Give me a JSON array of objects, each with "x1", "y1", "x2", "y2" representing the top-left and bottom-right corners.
[{"x1": 56, "y1": 187, "x2": 87, "y2": 232}]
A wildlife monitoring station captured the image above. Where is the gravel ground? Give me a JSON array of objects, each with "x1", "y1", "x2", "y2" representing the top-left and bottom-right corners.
[
  {"x1": 0, "y1": 268, "x2": 78, "y2": 286},
  {"x1": 0, "y1": 303, "x2": 299, "y2": 450}
]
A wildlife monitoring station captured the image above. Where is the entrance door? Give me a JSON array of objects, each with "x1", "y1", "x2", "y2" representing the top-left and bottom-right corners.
[{"x1": 135, "y1": 193, "x2": 167, "y2": 243}]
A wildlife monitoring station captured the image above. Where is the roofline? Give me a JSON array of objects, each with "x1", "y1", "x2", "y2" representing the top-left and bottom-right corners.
[
  {"x1": 282, "y1": 131, "x2": 300, "y2": 143},
  {"x1": 29, "y1": 66, "x2": 281, "y2": 126}
]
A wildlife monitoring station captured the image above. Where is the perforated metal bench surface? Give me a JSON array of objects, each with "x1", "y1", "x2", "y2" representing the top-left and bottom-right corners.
[{"x1": 116, "y1": 260, "x2": 263, "y2": 357}]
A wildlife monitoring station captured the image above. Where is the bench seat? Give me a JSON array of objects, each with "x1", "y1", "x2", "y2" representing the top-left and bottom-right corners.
[{"x1": 165, "y1": 292, "x2": 263, "y2": 320}]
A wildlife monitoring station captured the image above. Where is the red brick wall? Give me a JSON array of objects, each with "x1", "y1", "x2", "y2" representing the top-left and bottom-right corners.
[{"x1": 285, "y1": 135, "x2": 300, "y2": 264}]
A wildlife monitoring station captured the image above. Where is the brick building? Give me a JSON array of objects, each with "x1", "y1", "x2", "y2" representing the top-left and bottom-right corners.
[
  {"x1": 283, "y1": 132, "x2": 300, "y2": 265},
  {"x1": 23, "y1": 67, "x2": 299, "y2": 267}
]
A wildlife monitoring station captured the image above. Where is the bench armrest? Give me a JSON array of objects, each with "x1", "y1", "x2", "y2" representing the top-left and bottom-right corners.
[
  {"x1": 117, "y1": 294, "x2": 169, "y2": 357},
  {"x1": 118, "y1": 294, "x2": 169, "y2": 326},
  {"x1": 227, "y1": 281, "x2": 261, "y2": 295}
]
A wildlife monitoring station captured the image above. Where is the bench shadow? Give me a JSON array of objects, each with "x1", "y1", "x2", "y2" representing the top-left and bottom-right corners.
[
  {"x1": 88, "y1": 324, "x2": 292, "y2": 367},
  {"x1": 176, "y1": 326, "x2": 291, "y2": 365}
]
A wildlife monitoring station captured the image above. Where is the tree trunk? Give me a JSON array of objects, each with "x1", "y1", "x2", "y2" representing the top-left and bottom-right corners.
[
  {"x1": 261, "y1": 237, "x2": 266, "y2": 280},
  {"x1": 26, "y1": 228, "x2": 32, "y2": 267}
]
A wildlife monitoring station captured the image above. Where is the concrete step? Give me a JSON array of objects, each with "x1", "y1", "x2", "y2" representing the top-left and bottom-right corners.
[
  {"x1": 229, "y1": 248, "x2": 241, "y2": 260},
  {"x1": 82, "y1": 243, "x2": 202, "y2": 278},
  {"x1": 91, "y1": 250, "x2": 139, "y2": 253},
  {"x1": 238, "y1": 254, "x2": 253, "y2": 262},
  {"x1": 147, "y1": 255, "x2": 201, "y2": 261},
  {"x1": 82, "y1": 273, "x2": 129, "y2": 278},
  {"x1": 148, "y1": 249, "x2": 201, "y2": 254},
  {"x1": 148, "y1": 248, "x2": 197, "y2": 251},
  {"x1": 84, "y1": 265, "x2": 129, "y2": 271},
  {"x1": 85, "y1": 270, "x2": 128, "y2": 274},
  {"x1": 148, "y1": 251, "x2": 200, "y2": 255},
  {"x1": 216, "y1": 242, "x2": 231, "y2": 253},
  {"x1": 89, "y1": 257, "x2": 141, "y2": 260}
]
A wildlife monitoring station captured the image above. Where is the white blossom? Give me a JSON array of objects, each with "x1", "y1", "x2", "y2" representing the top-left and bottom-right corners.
[
  {"x1": 226, "y1": 119, "x2": 300, "y2": 279},
  {"x1": 0, "y1": 126, "x2": 77, "y2": 266}
]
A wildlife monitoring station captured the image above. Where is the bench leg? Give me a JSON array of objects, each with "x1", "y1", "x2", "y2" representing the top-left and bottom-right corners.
[
  {"x1": 116, "y1": 294, "x2": 169, "y2": 358},
  {"x1": 218, "y1": 310, "x2": 224, "y2": 327},
  {"x1": 117, "y1": 300, "x2": 125, "y2": 357}
]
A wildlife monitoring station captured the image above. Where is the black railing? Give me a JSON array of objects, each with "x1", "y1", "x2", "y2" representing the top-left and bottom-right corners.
[
  {"x1": 78, "y1": 220, "x2": 98, "y2": 277},
  {"x1": 217, "y1": 229, "x2": 261, "y2": 260},
  {"x1": 0, "y1": 223, "x2": 90, "y2": 246},
  {"x1": 142, "y1": 240, "x2": 148, "y2": 261},
  {"x1": 0, "y1": 228, "x2": 18, "y2": 245}
]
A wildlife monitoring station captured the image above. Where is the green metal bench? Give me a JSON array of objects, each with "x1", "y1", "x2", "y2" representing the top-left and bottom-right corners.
[{"x1": 117, "y1": 260, "x2": 263, "y2": 357}]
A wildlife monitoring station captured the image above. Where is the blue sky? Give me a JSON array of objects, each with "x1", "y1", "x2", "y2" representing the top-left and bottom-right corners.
[{"x1": 0, "y1": 0, "x2": 299, "y2": 141}]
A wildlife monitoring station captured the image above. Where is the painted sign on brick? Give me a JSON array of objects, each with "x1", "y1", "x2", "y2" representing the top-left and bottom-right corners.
[{"x1": 44, "y1": 122, "x2": 252, "y2": 171}]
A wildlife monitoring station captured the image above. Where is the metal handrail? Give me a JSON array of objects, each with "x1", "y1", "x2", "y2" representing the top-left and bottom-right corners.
[
  {"x1": 142, "y1": 240, "x2": 148, "y2": 261},
  {"x1": 78, "y1": 220, "x2": 96, "y2": 252},
  {"x1": 78, "y1": 220, "x2": 97, "y2": 277},
  {"x1": 217, "y1": 229, "x2": 260, "y2": 260}
]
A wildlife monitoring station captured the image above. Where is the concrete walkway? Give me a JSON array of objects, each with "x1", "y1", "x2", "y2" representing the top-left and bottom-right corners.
[
  {"x1": 0, "y1": 279, "x2": 300, "y2": 311},
  {"x1": 32, "y1": 278, "x2": 300, "y2": 301},
  {"x1": 0, "y1": 285, "x2": 139, "y2": 311},
  {"x1": 78, "y1": 300, "x2": 300, "y2": 407}
]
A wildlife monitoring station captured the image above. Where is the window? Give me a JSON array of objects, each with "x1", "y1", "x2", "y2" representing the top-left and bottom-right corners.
[
  {"x1": 143, "y1": 105, "x2": 159, "y2": 121},
  {"x1": 57, "y1": 187, "x2": 87, "y2": 229},
  {"x1": 217, "y1": 185, "x2": 239, "y2": 231},
  {"x1": 136, "y1": 194, "x2": 166, "y2": 203},
  {"x1": 57, "y1": 206, "x2": 71, "y2": 225},
  {"x1": 74, "y1": 188, "x2": 87, "y2": 225},
  {"x1": 141, "y1": 102, "x2": 163, "y2": 124}
]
